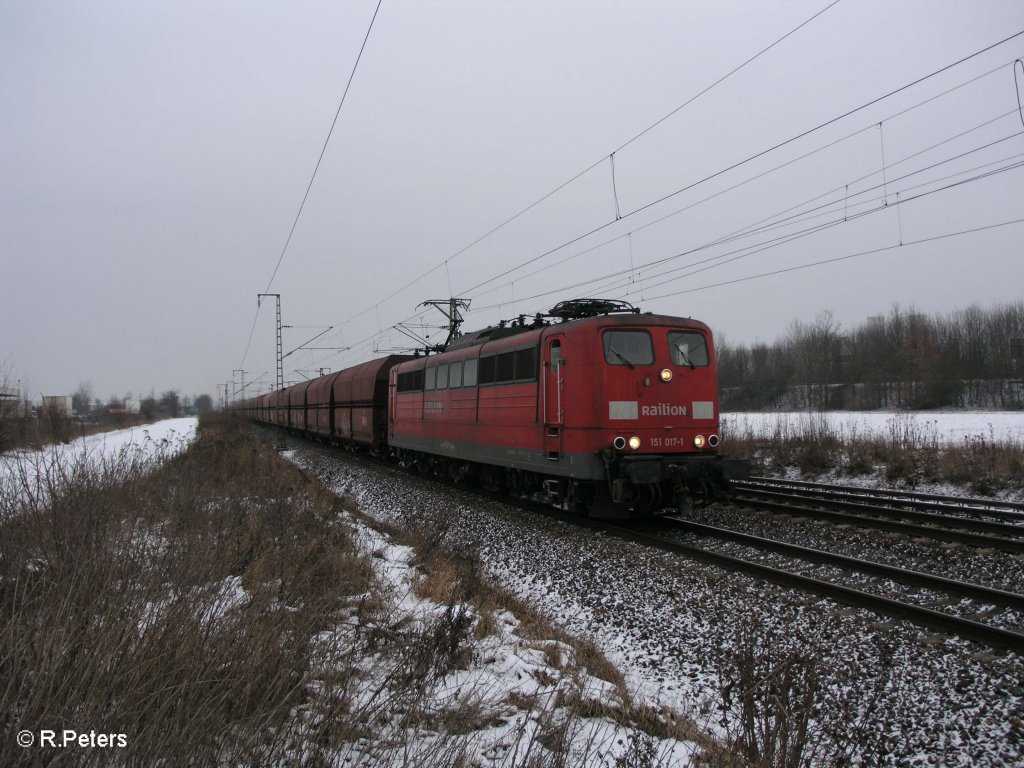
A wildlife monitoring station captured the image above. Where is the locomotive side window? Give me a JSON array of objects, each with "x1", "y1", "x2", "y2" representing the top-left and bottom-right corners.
[
  {"x1": 436, "y1": 364, "x2": 449, "y2": 390},
  {"x1": 496, "y1": 352, "x2": 515, "y2": 383},
  {"x1": 477, "y1": 347, "x2": 538, "y2": 385},
  {"x1": 668, "y1": 331, "x2": 710, "y2": 367},
  {"x1": 514, "y1": 346, "x2": 538, "y2": 382},
  {"x1": 425, "y1": 366, "x2": 437, "y2": 391},
  {"x1": 463, "y1": 358, "x2": 478, "y2": 387},
  {"x1": 449, "y1": 360, "x2": 463, "y2": 388},
  {"x1": 479, "y1": 355, "x2": 496, "y2": 385},
  {"x1": 603, "y1": 330, "x2": 654, "y2": 366},
  {"x1": 397, "y1": 368, "x2": 424, "y2": 392}
]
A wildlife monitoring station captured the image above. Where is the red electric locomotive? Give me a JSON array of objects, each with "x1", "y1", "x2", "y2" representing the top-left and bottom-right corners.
[
  {"x1": 388, "y1": 300, "x2": 747, "y2": 516},
  {"x1": 235, "y1": 299, "x2": 746, "y2": 517}
]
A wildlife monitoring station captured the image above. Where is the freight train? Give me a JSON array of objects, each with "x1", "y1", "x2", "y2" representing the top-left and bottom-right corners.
[{"x1": 234, "y1": 299, "x2": 748, "y2": 517}]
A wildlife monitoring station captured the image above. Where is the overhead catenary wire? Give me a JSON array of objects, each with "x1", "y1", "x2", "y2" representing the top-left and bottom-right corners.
[
  {"x1": 310, "y1": 152, "x2": 1024, "y2": 377},
  {"x1": 239, "y1": 0, "x2": 383, "y2": 370},
  {"x1": 457, "y1": 30, "x2": 1024, "y2": 301},
  {"x1": 463, "y1": 61, "x2": 1021, "y2": 305},
  {"x1": 625, "y1": 157, "x2": 1024, "y2": 300},
  {"x1": 639, "y1": 216, "x2": 1024, "y2": 303},
  {"x1": 293, "y1": 31, "x2": 1024, "y2": 380},
  {"x1": 331, "y1": 0, "x2": 845, "y2": 333},
  {"x1": 470, "y1": 141, "x2": 1024, "y2": 314},
  {"x1": 464, "y1": 106, "x2": 1024, "y2": 313}
]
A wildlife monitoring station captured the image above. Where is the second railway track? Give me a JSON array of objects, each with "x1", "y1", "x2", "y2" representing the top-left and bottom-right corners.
[
  {"x1": 731, "y1": 479, "x2": 1024, "y2": 553},
  {"x1": 596, "y1": 517, "x2": 1024, "y2": 653}
]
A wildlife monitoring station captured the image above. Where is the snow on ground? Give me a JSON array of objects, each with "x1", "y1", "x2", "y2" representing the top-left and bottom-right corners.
[
  {"x1": 284, "y1": 450, "x2": 702, "y2": 767},
  {"x1": 0, "y1": 417, "x2": 198, "y2": 507},
  {"x1": 291, "y1": 444, "x2": 1024, "y2": 768},
  {"x1": 723, "y1": 410, "x2": 1024, "y2": 446}
]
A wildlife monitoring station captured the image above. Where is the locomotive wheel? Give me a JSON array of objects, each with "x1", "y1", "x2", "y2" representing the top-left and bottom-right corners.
[
  {"x1": 479, "y1": 466, "x2": 505, "y2": 494},
  {"x1": 565, "y1": 480, "x2": 594, "y2": 516},
  {"x1": 634, "y1": 484, "x2": 661, "y2": 514},
  {"x1": 689, "y1": 478, "x2": 713, "y2": 508}
]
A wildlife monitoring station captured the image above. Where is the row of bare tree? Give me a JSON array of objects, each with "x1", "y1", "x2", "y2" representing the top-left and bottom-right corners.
[
  {"x1": 718, "y1": 303, "x2": 1024, "y2": 410},
  {"x1": 1, "y1": 371, "x2": 214, "y2": 451}
]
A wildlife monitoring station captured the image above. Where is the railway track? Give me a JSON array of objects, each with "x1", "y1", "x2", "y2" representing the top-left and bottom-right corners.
[
  {"x1": 592, "y1": 517, "x2": 1024, "y2": 653},
  {"x1": 286, "y1": 435, "x2": 1024, "y2": 652},
  {"x1": 740, "y1": 476, "x2": 1024, "y2": 519},
  {"x1": 731, "y1": 478, "x2": 1024, "y2": 553}
]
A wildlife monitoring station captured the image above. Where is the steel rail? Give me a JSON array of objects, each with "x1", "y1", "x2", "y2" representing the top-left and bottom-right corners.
[
  {"x1": 735, "y1": 487, "x2": 1024, "y2": 541},
  {"x1": 737, "y1": 478, "x2": 1024, "y2": 523},
  {"x1": 742, "y1": 476, "x2": 1024, "y2": 514},
  {"x1": 731, "y1": 496, "x2": 1024, "y2": 554},
  {"x1": 589, "y1": 521, "x2": 1024, "y2": 653},
  {"x1": 661, "y1": 516, "x2": 1024, "y2": 610}
]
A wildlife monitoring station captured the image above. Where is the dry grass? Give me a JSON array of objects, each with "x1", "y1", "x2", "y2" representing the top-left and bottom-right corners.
[
  {"x1": 2, "y1": 415, "x2": 729, "y2": 766},
  {"x1": 723, "y1": 413, "x2": 1024, "y2": 493},
  {"x1": 0, "y1": 412, "x2": 152, "y2": 454},
  {"x1": 1, "y1": 414, "x2": 372, "y2": 765},
  {"x1": 711, "y1": 615, "x2": 893, "y2": 768}
]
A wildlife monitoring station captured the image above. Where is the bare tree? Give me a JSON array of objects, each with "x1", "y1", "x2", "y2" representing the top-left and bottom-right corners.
[
  {"x1": 719, "y1": 301, "x2": 1024, "y2": 411},
  {"x1": 0, "y1": 363, "x2": 26, "y2": 451},
  {"x1": 159, "y1": 390, "x2": 181, "y2": 418},
  {"x1": 72, "y1": 381, "x2": 94, "y2": 417}
]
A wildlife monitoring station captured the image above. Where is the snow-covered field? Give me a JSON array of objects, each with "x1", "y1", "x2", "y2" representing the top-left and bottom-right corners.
[
  {"x1": 310, "y1": 506, "x2": 698, "y2": 767},
  {"x1": 0, "y1": 418, "x2": 198, "y2": 506},
  {"x1": 290, "y1": 441, "x2": 1024, "y2": 768},
  {"x1": 723, "y1": 410, "x2": 1024, "y2": 446},
  {"x1": 9, "y1": 416, "x2": 1019, "y2": 764}
]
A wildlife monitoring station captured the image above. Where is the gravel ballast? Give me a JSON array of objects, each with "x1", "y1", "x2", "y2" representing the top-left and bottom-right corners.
[{"x1": 290, "y1": 441, "x2": 1024, "y2": 767}]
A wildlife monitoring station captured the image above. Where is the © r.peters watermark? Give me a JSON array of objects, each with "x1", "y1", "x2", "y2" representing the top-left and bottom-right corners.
[{"x1": 17, "y1": 729, "x2": 128, "y2": 748}]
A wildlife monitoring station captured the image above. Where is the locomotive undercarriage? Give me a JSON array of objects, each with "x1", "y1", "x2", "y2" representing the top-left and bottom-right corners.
[
  {"x1": 391, "y1": 446, "x2": 746, "y2": 518},
  {"x1": 601, "y1": 452, "x2": 749, "y2": 516},
  {"x1": 393, "y1": 447, "x2": 592, "y2": 512}
]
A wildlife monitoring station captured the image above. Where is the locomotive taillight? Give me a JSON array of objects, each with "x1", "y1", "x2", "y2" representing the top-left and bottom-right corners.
[
  {"x1": 708, "y1": 434, "x2": 720, "y2": 448},
  {"x1": 613, "y1": 436, "x2": 627, "y2": 450}
]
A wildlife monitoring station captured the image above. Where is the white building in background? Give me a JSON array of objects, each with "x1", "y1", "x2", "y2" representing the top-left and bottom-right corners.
[
  {"x1": 108, "y1": 399, "x2": 141, "y2": 415},
  {"x1": 41, "y1": 395, "x2": 73, "y2": 418},
  {"x1": 0, "y1": 386, "x2": 23, "y2": 417}
]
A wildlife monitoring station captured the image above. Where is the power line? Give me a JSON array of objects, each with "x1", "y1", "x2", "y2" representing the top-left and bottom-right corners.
[
  {"x1": 239, "y1": 0, "x2": 384, "y2": 369},
  {"x1": 298, "y1": 31, "x2": 1024, "y2": 378},
  {"x1": 467, "y1": 147, "x2": 1024, "y2": 315},
  {"x1": 332, "y1": 0, "x2": 844, "y2": 332},
  {"x1": 263, "y1": 0, "x2": 383, "y2": 294},
  {"x1": 303, "y1": 151, "x2": 1023, "y2": 379},
  {"x1": 614, "y1": 0, "x2": 844, "y2": 154},
  {"x1": 641, "y1": 216, "x2": 1024, "y2": 302},
  {"x1": 310, "y1": 155, "x2": 1022, "y2": 382},
  {"x1": 457, "y1": 31, "x2": 1024, "y2": 300},
  {"x1": 314, "y1": 98, "x2": 1023, "y2": 377},
  {"x1": 464, "y1": 60, "x2": 1018, "y2": 305}
]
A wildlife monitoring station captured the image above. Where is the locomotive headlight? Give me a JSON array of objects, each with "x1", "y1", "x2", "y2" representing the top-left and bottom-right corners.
[
  {"x1": 628, "y1": 436, "x2": 641, "y2": 450},
  {"x1": 660, "y1": 368, "x2": 672, "y2": 382},
  {"x1": 693, "y1": 435, "x2": 706, "y2": 448}
]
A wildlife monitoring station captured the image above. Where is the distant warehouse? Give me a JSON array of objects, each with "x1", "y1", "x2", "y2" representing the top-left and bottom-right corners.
[
  {"x1": 41, "y1": 395, "x2": 73, "y2": 418},
  {"x1": 0, "y1": 387, "x2": 23, "y2": 418}
]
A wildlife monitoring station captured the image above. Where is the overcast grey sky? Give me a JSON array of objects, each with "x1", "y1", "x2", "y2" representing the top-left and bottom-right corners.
[{"x1": 3, "y1": 0, "x2": 1023, "y2": 401}]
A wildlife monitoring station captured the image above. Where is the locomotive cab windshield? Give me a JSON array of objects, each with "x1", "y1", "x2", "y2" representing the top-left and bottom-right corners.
[
  {"x1": 668, "y1": 331, "x2": 709, "y2": 368},
  {"x1": 603, "y1": 329, "x2": 653, "y2": 367}
]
